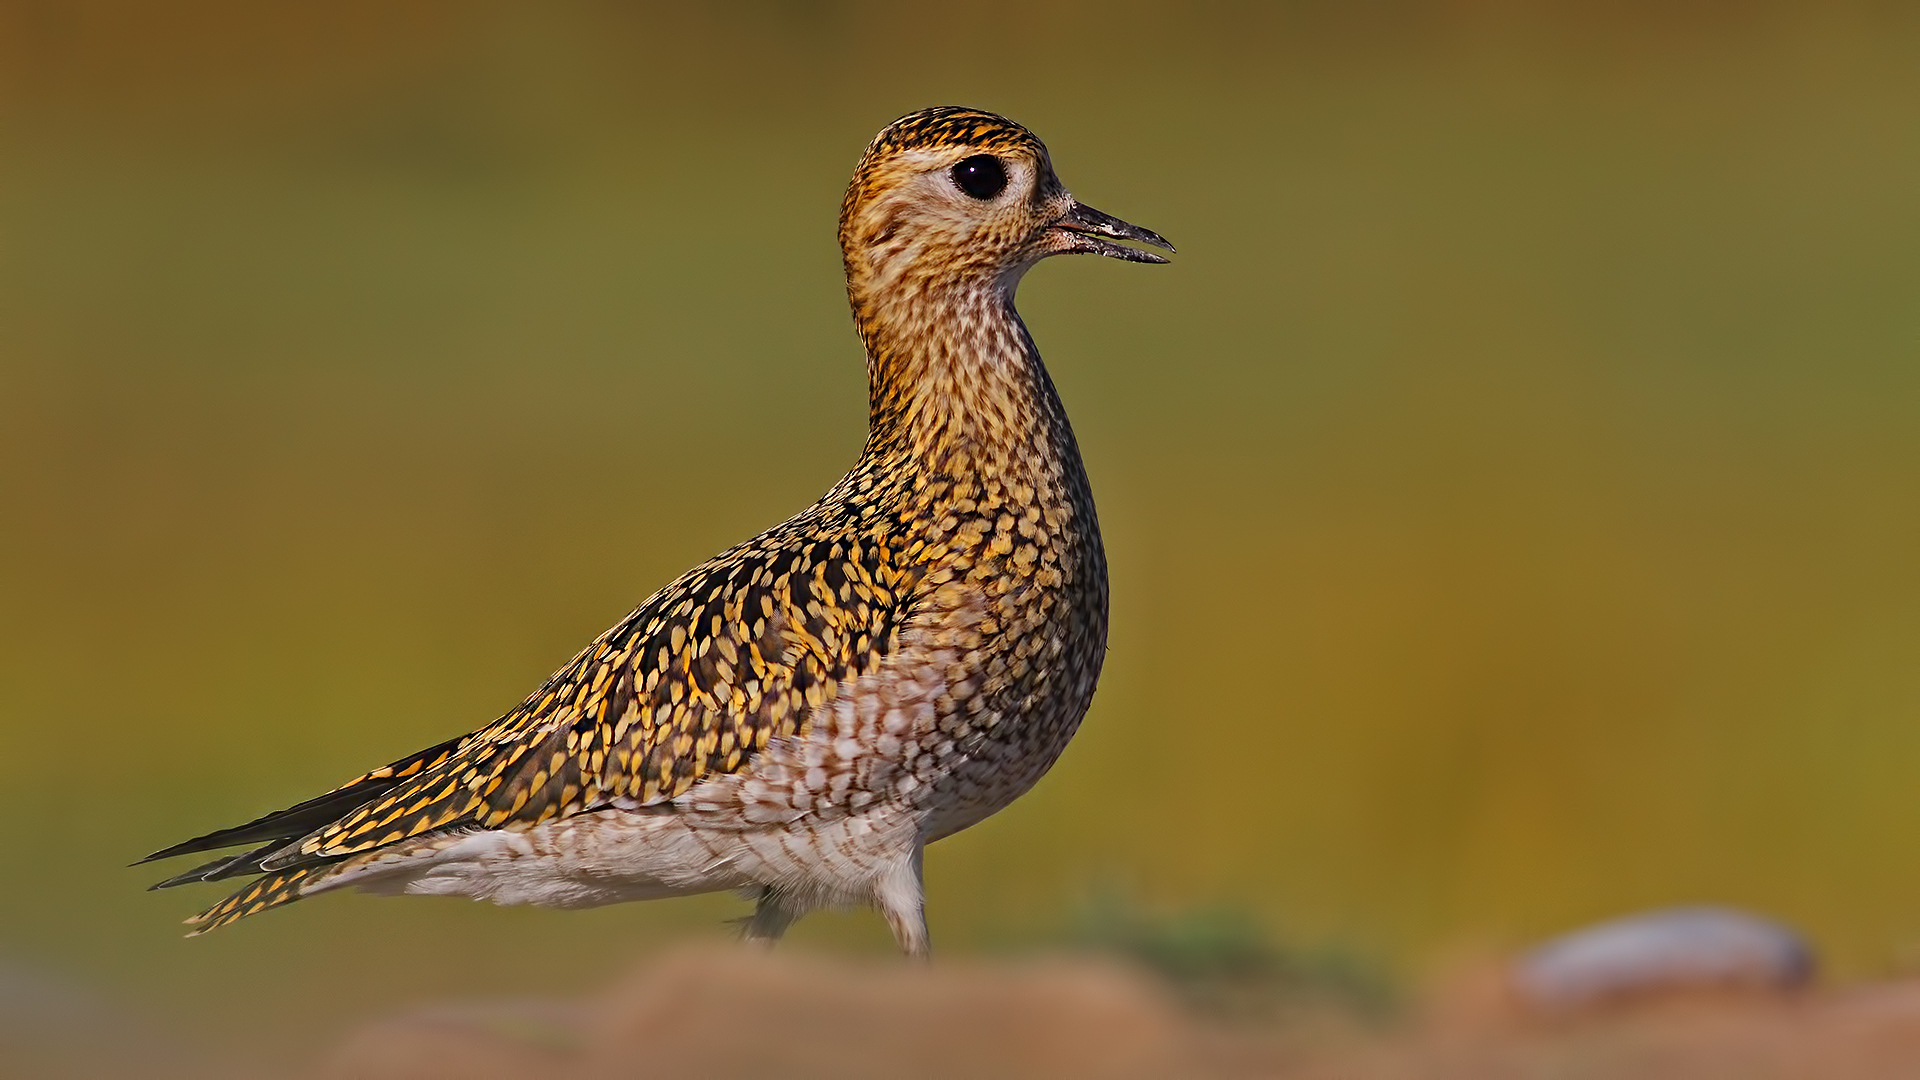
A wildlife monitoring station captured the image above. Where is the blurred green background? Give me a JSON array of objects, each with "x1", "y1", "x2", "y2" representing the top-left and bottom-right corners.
[{"x1": 4, "y1": 0, "x2": 1920, "y2": 1060}]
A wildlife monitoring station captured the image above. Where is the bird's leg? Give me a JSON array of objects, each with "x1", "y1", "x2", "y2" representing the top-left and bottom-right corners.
[
  {"x1": 875, "y1": 842, "x2": 930, "y2": 960},
  {"x1": 740, "y1": 885, "x2": 801, "y2": 948}
]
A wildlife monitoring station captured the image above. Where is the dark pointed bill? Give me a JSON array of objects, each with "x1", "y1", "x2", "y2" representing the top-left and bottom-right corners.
[{"x1": 1054, "y1": 201, "x2": 1176, "y2": 263}]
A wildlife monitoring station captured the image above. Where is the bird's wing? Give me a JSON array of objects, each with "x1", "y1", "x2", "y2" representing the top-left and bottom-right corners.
[
  {"x1": 146, "y1": 529, "x2": 915, "y2": 887},
  {"x1": 271, "y1": 532, "x2": 914, "y2": 869}
]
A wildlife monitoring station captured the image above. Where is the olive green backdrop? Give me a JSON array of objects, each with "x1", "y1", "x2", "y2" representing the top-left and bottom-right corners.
[{"x1": 4, "y1": 0, "x2": 1919, "y2": 1057}]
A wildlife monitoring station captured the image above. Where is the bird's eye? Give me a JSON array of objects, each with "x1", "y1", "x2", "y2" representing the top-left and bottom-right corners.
[{"x1": 950, "y1": 155, "x2": 1007, "y2": 200}]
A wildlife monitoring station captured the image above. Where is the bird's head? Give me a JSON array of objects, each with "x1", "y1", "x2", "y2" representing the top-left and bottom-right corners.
[{"x1": 839, "y1": 107, "x2": 1173, "y2": 302}]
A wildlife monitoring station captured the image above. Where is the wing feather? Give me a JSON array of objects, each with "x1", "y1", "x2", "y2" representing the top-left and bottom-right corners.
[
  {"x1": 154, "y1": 530, "x2": 913, "y2": 918},
  {"x1": 135, "y1": 732, "x2": 467, "y2": 865}
]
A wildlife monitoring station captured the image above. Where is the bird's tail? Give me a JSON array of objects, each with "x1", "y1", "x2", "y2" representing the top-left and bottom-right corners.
[{"x1": 184, "y1": 865, "x2": 329, "y2": 936}]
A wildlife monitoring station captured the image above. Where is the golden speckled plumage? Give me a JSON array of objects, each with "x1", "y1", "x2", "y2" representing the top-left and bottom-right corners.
[{"x1": 143, "y1": 106, "x2": 1172, "y2": 954}]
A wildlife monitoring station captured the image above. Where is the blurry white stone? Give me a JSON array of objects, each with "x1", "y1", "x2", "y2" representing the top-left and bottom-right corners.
[{"x1": 1512, "y1": 906, "x2": 1814, "y2": 1012}]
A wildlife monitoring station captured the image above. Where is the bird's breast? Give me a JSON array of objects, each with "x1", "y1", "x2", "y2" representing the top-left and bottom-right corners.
[{"x1": 874, "y1": 465, "x2": 1107, "y2": 833}]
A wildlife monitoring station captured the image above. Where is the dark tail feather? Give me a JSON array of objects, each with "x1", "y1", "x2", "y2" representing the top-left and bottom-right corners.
[
  {"x1": 148, "y1": 840, "x2": 284, "y2": 891},
  {"x1": 184, "y1": 865, "x2": 328, "y2": 936},
  {"x1": 135, "y1": 790, "x2": 367, "y2": 865},
  {"x1": 136, "y1": 734, "x2": 466, "y2": 866}
]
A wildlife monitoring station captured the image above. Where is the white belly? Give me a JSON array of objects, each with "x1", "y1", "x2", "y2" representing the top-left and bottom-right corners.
[{"x1": 329, "y1": 800, "x2": 923, "y2": 914}]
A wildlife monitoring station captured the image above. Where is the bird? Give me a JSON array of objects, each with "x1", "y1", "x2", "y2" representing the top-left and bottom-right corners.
[{"x1": 139, "y1": 106, "x2": 1172, "y2": 957}]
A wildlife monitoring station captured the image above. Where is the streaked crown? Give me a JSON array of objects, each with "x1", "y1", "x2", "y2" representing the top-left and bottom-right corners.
[{"x1": 864, "y1": 106, "x2": 1049, "y2": 161}]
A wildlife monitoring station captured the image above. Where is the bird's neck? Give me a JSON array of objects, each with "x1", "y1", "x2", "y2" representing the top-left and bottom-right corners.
[{"x1": 850, "y1": 278, "x2": 1070, "y2": 481}]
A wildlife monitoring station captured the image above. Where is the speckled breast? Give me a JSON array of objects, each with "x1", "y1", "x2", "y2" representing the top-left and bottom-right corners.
[{"x1": 887, "y1": 447, "x2": 1108, "y2": 841}]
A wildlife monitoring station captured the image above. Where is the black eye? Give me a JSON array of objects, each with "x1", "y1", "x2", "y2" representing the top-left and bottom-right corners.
[{"x1": 950, "y1": 155, "x2": 1007, "y2": 200}]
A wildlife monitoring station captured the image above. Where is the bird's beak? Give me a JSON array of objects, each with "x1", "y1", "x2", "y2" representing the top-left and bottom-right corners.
[{"x1": 1051, "y1": 200, "x2": 1175, "y2": 264}]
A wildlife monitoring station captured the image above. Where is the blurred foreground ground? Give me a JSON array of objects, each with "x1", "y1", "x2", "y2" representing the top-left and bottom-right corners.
[
  {"x1": 308, "y1": 949, "x2": 1920, "y2": 1080},
  {"x1": 20, "y1": 944, "x2": 1920, "y2": 1079}
]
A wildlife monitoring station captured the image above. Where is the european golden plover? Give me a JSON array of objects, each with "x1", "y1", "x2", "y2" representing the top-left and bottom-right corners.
[{"x1": 141, "y1": 107, "x2": 1172, "y2": 956}]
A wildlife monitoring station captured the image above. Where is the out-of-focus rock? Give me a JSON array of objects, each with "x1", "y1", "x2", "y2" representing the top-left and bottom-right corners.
[
  {"x1": 317, "y1": 945, "x2": 1188, "y2": 1080},
  {"x1": 1510, "y1": 906, "x2": 1814, "y2": 1014},
  {"x1": 318, "y1": 999, "x2": 582, "y2": 1080}
]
